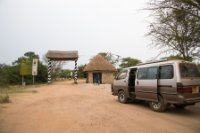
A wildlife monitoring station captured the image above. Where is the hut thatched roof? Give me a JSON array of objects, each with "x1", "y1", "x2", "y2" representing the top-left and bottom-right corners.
[
  {"x1": 46, "y1": 50, "x2": 78, "y2": 61},
  {"x1": 84, "y1": 54, "x2": 116, "y2": 72}
]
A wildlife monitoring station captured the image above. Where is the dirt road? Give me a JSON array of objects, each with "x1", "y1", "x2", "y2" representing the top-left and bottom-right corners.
[{"x1": 0, "y1": 80, "x2": 200, "y2": 133}]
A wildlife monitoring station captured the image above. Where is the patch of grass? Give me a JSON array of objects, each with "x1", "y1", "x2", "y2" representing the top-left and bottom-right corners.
[
  {"x1": 0, "y1": 86, "x2": 39, "y2": 105},
  {"x1": 31, "y1": 90, "x2": 38, "y2": 93},
  {"x1": 0, "y1": 95, "x2": 10, "y2": 104},
  {"x1": 0, "y1": 86, "x2": 36, "y2": 94}
]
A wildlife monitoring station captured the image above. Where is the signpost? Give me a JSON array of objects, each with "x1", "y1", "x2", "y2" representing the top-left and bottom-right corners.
[
  {"x1": 20, "y1": 58, "x2": 38, "y2": 86},
  {"x1": 32, "y1": 59, "x2": 38, "y2": 85},
  {"x1": 20, "y1": 60, "x2": 32, "y2": 86},
  {"x1": 20, "y1": 60, "x2": 32, "y2": 76}
]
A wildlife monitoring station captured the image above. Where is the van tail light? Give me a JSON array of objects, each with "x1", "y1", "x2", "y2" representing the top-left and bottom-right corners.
[{"x1": 177, "y1": 83, "x2": 192, "y2": 93}]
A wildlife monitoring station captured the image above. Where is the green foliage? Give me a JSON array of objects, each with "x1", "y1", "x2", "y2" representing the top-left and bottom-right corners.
[
  {"x1": 58, "y1": 69, "x2": 72, "y2": 79},
  {"x1": 24, "y1": 51, "x2": 39, "y2": 59},
  {"x1": 77, "y1": 64, "x2": 86, "y2": 78},
  {"x1": 119, "y1": 57, "x2": 141, "y2": 68},
  {"x1": 0, "y1": 64, "x2": 22, "y2": 86},
  {"x1": 50, "y1": 61, "x2": 65, "y2": 81},
  {"x1": 0, "y1": 64, "x2": 9, "y2": 87},
  {"x1": 35, "y1": 62, "x2": 47, "y2": 83},
  {"x1": 54, "y1": 64, "x2": 86, "y2": 80},
  {"x1": 7, "y1": 65, "x2": 21, "y2": 85},
  {"x1": 98, "y1": 52, "x2": 119, "y2": 65},
  {"x1": 13, "y1": 51, "x2": 39, "y2": 65},
  {"x1": 0, "y1": 51, "x2": 47, "y2": 86}
]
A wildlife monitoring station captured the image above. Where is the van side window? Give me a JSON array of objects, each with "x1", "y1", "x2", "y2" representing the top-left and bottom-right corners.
[
  {"x1": 137, "y1": 68, "x2": 147, "y2": 79},
  {"x1": 137, "y1": 67, "x2": 158, "y2": 79},
  {"x1": 159, "y1": 65, "x2": 174, "y2": 79},
  {"x1": 147, "y1": 67, "x2": 158, "y2": 79},
  {"x1": 117, "y1": 70, "x2": 128, "y2": 80}
]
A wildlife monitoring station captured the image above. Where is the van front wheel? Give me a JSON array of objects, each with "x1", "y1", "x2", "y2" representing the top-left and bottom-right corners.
[
  {"x1": 118, "y1": 90, "x2": 127, "y2": 103},
  {"x1": 149, "y1": 96, "x2": 167, "y2": 112}
]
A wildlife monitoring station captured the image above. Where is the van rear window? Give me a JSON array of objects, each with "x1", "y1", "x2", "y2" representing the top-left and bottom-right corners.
[
  {"x1": 159, "y1": 65, "x2": 173, "y2": 79},
  {"x1": 179, "y1": 63, "x2": 200, "y2": 78}
]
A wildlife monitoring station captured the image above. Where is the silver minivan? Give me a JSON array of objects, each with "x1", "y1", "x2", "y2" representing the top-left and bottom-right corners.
[{"x1": 111, "y1": 60, "x2": 200, "y2": 112}]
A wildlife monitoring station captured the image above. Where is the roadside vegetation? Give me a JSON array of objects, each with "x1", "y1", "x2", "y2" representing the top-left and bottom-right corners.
[
  {"x1": 0, "y1": 95, "x2": 10, "y2": 104},
  {"x1": 0, "y1": 86, "x2": 38, "y2": 104}
]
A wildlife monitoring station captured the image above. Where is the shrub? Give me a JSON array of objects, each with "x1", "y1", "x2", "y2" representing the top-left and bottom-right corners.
[{"x1": 0, "y1": 95, "x2": 10, "y2": 104}]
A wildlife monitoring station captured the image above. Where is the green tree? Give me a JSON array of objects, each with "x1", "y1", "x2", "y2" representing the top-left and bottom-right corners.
[
  {"x1": 13, "y1": 52, "x2": 47, "y2": 84},
  {"x1": 77, "y1": 64, "x2": 86, "y2": 78},
  {"x1": 0, "y1": 64, "x2": 9, "y2": 87},
  {"x1": 0, "y1": 64, "x2": 22, "y2": 86},
  {"x1": 147, "y1": 0, "x2": 200, "y2": 60},
  {"x1": 98, "y1": 52, "x2": 119, "y2": 65},
  {"x1": 58, "y1": 69, "x2": 72, "y2": 79},
  {"x1": 7, "y1": 65, "x2": 21, "y2": 85},
  {"x1": 13, "y1": 51, "x2": 39, "y2": 65},
  {"x1": 0, "y1": 52, "x2": 48, "y2": 86},
  {"x1": 35, "y1": 62, "x2": 47, "y2": 83},
  {"x1": 119, "y1": 57, "x2": 141, "y2": 68}
]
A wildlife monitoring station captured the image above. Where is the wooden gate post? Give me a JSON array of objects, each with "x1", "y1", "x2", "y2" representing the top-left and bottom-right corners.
[
  {"x1": 74, "y1": 59, "x2": 78, "y2": 84},
  {"x1": 47, "y1": 59, "x2": 52, "y2": 84}
]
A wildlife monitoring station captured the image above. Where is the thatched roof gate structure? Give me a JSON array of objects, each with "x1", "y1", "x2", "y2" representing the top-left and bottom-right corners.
[
  {"x1": 46, "y1": 50, "x2": 78, "y2": 84},
  {"x1": 46, "y1": 50, "x2": 78, "y2": 61}
]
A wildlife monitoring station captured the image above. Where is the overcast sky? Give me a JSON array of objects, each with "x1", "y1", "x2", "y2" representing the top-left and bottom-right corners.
[{"x1": 0, "y1": 0, "x2": 160, "y2": 69}]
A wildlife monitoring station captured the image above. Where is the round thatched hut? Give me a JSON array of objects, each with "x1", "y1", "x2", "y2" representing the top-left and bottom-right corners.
[{"x1": 83, "y1": 54, "x2": 116, "y2": 84}]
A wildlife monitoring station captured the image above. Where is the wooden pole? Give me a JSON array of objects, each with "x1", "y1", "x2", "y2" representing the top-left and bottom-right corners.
[
  {"x1": 47, "y1": 59, "x2": 52, "y2": 84},
  {"x1": 74, "y1": 59, "x2": 78, "y2": 84}
]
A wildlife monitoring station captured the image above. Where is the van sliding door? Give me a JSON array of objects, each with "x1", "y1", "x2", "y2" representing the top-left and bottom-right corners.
[{"x1": 135, "y1": 67, "x2": 158, "y2": 102}]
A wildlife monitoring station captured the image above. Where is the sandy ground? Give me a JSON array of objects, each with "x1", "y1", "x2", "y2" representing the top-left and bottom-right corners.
[{"x1": 0, "y1": 80, "x2": 200, "y2": 133}]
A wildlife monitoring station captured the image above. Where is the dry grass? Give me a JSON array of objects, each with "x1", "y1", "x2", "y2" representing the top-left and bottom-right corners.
[
  {"x1": 0, "y1": 95, "x2": 10, "y2": 104},
  {"x1": 0, "y1": 86, "x2": 38, "y2": 104}
]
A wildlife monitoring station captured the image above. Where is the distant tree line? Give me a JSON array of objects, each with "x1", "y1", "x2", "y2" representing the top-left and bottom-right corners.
[
  {"x1": 98, "y1": 52, "x2": 142, "y2": 71},
  {"x1": 0, "y1": 52, "x2": 48, "y2": 87}
]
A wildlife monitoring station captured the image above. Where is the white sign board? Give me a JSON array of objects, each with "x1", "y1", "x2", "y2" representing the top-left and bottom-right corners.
[{"x1": 32, "y1": 59, "x2": 38, "y2": 76}]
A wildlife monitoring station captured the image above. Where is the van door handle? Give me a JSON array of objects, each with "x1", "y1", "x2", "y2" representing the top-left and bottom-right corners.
[
  {"x1": 124, "y1": 80, "x2": 126, "y2": 83},
  {"x1": 137, "y1": 81, "x2": 139, "y2": 85}
]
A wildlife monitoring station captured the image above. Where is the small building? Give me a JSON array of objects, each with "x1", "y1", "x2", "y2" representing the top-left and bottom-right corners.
[{"x1": 83, "y1": 54, "x2": 116, "y2": 84}]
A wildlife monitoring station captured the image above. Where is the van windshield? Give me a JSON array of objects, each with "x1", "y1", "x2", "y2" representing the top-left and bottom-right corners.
[{"x1": 179, "y1": 63, "x2": 200, "y2": 78}]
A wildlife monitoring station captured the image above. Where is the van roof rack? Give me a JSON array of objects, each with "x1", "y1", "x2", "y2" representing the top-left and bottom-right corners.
[{"x1": 137, "y1": 59, "x2": 168, "y2": 66}]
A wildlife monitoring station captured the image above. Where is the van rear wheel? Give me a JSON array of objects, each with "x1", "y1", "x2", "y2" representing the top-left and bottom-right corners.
[
  {"x1": 118, "y1": 90, "x2": 127, "y2": 103},
  {"x1": 149, "y1": 96, "x2": 167, "y2": 112}
]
